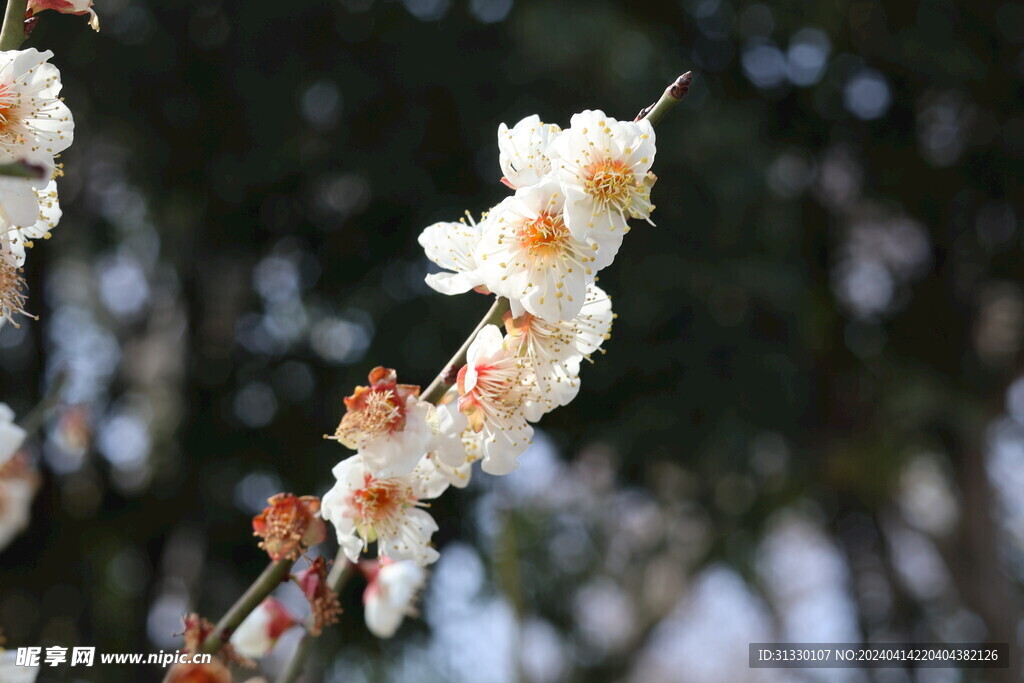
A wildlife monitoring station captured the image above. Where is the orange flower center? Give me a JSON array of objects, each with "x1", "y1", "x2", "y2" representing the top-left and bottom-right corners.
[
  {"x1": 351, "y1": 474, "x2": 407, "y2": 524},
  {"x1": 517, "y1": 212, "x2": 569, "y2": 257},
  {"x1": 584, "y1": 158, "x2": 634, "y2": 207}
]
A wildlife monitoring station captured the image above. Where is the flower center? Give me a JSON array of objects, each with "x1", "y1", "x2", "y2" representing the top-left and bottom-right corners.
[
  {"x1": 584, "y1": 159, "x2": 634, "y2": 208},
  {"x1": 0, "y1": 258, "x2": 28, "y2": 326},
  {"x1": 334, "y1": 389, "x2": 405, "y2": 448},
  {"x1": 0, "y1": 84, "x2": 19, "y2": 138},
  {"x1": 517, "y1": 213, "x2": 569, "y2": 257},
  {"x1": 351, "y1": 474, "x2": 407, "y2": 524}
]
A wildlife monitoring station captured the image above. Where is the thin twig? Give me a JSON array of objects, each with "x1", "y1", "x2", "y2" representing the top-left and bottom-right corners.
[
  {"x1": 198, "y1": 559, "x2": 294, "y2": 655},
  {"x1": 421, "y1": 296, "x2": 511, "y2": 404},
  {"x1": 635, "y1": 71, "x2": 693, "y2": 125},
  {"x1": 0, "y1": 0, "x2": 28, "y2": 51},
  {"x1": 20, "y1": 370, "x2": 68, "y2": 435}
]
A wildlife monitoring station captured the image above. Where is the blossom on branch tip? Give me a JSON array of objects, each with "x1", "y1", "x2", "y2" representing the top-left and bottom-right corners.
[
  {"x1": 328, "y1": 367, "x2": 431, "y2": 477},
  {"x1": 0, "y1": 49, "x2": 75, "y2": 160},
  {"x1": 321, "y1": 454, "x2": 448, "y2": 566},
  {"x1": 457, "y1": 324, "x2": 533, "y2": 475},
  {"x1": 475, "y1": 178, "x2": 613, "y2": 322},
  {"x1": 361, "y1": 557, "x2": 427, "y2": 638},
  {"x1": 229, "y1": 597, "x2": 297, "y2": 660},
  {"x1": 294, "y1": 556, "x2": 342, "y2": 636},
  {"x1": 497, "y1": 114, "x2": 561, "y2": 189},
  {"x1": 27, "y1": 0, "x2": 100, "y2": 32},
  {"x1": 418, "y1": 212, "x2": 489, "y2": 296},
  {"x1": 550, "y1": 109, "x2": 656, "y2": 245},
  {"x1": 251, "y1": 493, "x2": 326, "y2": 562}
]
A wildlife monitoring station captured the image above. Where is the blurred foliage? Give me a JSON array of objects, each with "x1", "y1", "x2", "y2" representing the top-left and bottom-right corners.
[{"x1": 2, "y1": 0, "x2": 1024, "y2": 681}]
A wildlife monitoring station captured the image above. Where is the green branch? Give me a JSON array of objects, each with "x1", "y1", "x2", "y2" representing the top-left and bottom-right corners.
[{"x1": 0, "y1": 0, "x2": 27, "y2": 52}]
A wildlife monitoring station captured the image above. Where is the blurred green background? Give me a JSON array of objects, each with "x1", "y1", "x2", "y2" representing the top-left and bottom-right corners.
[{"x1": 2, "y1": 0, "x2": 1024, "y2": 681}]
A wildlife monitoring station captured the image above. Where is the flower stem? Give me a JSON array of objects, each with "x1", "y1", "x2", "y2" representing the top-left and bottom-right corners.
[
  {"x1": 0, "y1": 0, "x2": 27, "y2": 51},
  {"x1": 636, "y1": 71, "x2": 693, "y2": 126},
  {"x1": 275, "y1": 552, "x2": 354, "y2": 683},
  {"x1": 422, "y1": 296, "x2": 511, "y2": 405},
  {"x1": 198, "y1": 558, "x2": 294, "y2": 655}
]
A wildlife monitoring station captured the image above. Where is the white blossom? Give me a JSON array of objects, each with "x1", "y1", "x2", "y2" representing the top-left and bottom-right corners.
[
  {"x1": 0, "y1": 49, "x2": 74, "y2": 160},
  {"x1": 363, "y1": 558, "x2": 427, "y2": 638},
  {"x1": 328, "y1": 367, "x2": 432, "y2": 478},
  {"x1": 550, "y1": 109, "x2": 656, "y2": 249},
  {"x1": 2, "y1": 179, "x2": 60, "y2": 268},
  {"x1": 229, "y1": 597, "x2": 297, "y2": 659},
  {"x1": 418, "y1": 212, "x2": 489, "y2": 296},
  {"x1": 506, "y1": 283, "x2": 614, "y2": 420},
  {"x1": 0, "y1": 459, "x2": 39, "y2": 553},
  {"x1": 0, "y1": 650, "x2": 38, "y2": 683},
  {"x1": 426, "y1": 401, "x2": 476, "y2": 489},
  {"x1": 497, "y1": 114, "x2": 561, "y2": 189},
  {"x1": 457, "y1": 324, "x2": 533, "y2": 475},
  {"x1": 321, "y1": 454, "x2": 448, "y2": 566},
  {"x1": 475, "y1": 178, "x2": 617, "y2": 322},
  {"x1": 0, "y1": 403, "x2": 25, "y2": 468}
]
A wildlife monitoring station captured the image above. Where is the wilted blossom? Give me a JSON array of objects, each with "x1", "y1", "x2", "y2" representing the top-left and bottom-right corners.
[
  {"x1": 251, "y1": 493, "x2": 326, "y2": 562},
  {"x1": 294, "y1": 556, "x2": 342, "y2": 636},
  {"x1": 328, "y1": 367, "x2": 432, "y2": 477}
]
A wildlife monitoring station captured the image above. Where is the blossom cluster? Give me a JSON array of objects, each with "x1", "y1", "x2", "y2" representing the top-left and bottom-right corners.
[
  {"x1": 313, "y1": 109, "x2": 658, "y2": 637},
  {"x1": 0, "y1": 44, "x2": 73, "y2": 325}
]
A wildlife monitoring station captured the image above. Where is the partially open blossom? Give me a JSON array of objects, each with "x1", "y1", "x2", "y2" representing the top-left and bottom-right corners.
[
  {"x1": 0, "y1": 649, "x2": 39, "y2": 683},
  {"x1": 294, "y1": 556, "x2": 342, "y2": 636},
  {"x1": 27, "y1": 0, "x2": 100, "y2": 32},
  {"x1": 321, "y1": 454, "x2": 447, "y2": 566},
  {"x1": 164, "y1": 660, "x2": 231, "y2": 683},
  {"x1": 361, "y1": 558, "x2": 427, "y2": 638},
  {"x1": 1, "y1": 179, "x2": 62, "y2": 268},
  {"x1": 457, "y1": 324, "x2": 533, "y2": 475},
  {"x1": 497, "y1": 114, "x2": 561, "y2": 189},
  {"x1": 425, "y1": 400, "x2": 475, "y2": 488},
  {"x1": 229, "y1": 597, "x2": 297, "y2": 660},
  {"x1": 550, "y1": 109, "x2": 656, "y2": 246},
  {"x1": 251, "y1": 493, "x2": 326, "y2": 562},
  {"x1": 328, "y1": 367, "x2": 431, "y2": 477},
  {"x1": 418, "y1": 212, "x2": 489, "y2": 296},
  {"x1": 475, "y1": 177, "x2": 617, "y2": 322},
  {"x1": 0, "y1": 404, "x2": 25, "y2": 467},
  {"x1": 0, "y1": 453, "x2": 40, "y2": 553},
  {"x1": 0, "y1": 49, "x2": 75, "y2": 160},
  {"x1": 505, "y1": 283, "x2": 614, "y2": 419}
]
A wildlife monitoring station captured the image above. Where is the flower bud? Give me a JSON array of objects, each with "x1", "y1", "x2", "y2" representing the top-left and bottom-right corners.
[{"x1": 27, "y1": 0, "x2": 99, "y2": 31}]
